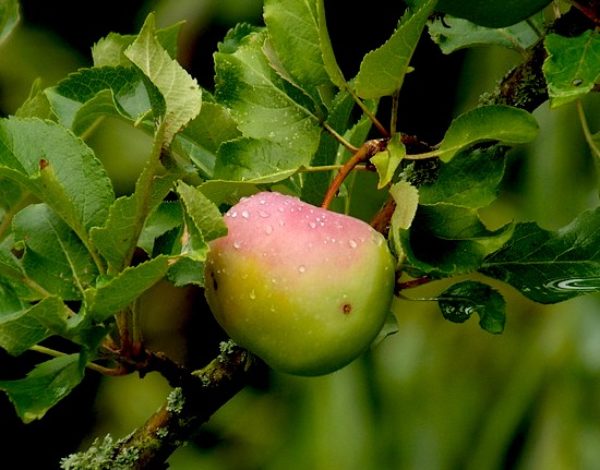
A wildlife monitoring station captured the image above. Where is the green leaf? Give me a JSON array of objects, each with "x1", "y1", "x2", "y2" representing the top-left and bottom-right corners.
[
  {"x1": 0, "y1": 0, "x2": 19, "y2": 45},
  {"x1": 389, "y1": 181, "x2": 419, "y2": 264},
  {"x1": 90, "y1": 172, "x2": 177, "y2": 272},
  {"x1": 438, "y1": 280, "x2": 506, "y2": 334},
  {"x1": 92, "y1": 22, "x2": 183, "y2": 67},
  {"x1": 167, "y1": 212, "x2": 207, "y2": 287},
  {"x1": 436, "y1": 105, "x2": 538, "y2": 162},
  {"x1": 300, "y1": 90, "x2": 356, "y2": 205},
  {"x1": 89, "y1": 195, "x2": 137, "y2": 271},
  {"x1": 405, "y1": 204, "x2": 514, "y2": 276},
  {"x1": 0, "y1": 354, "x2": 84, "y2": 423},
  {"x1": 371, "y1": 134, "x2": 406, "y2": 189},
  {"x1": 418, "y1": 145, "x2": 506, "y2": 208},
  {"x1": 0, "y1": 237, "x2": 23, "y2": 279},
  {"x1": 543, "y1": 31, "x2": 600, "y2": 108},
  {"x1": 199, "y1": 181, "x2": 261, "y2": 207},
  {"x1": 0, "y1": 118, "x2": 114, "y2": 242},
  {"x1": 172, "y1": 101, "x2": 241, "y2": 178},
  {"x1": 354, "y1": 0, "x2": 436, "y2": 99},
  {"x1": 167, "y1": 255, "x2": 205, "y2": 287},
  {"x1": 125, "y1": 13, "x2": 202, "y2": 145},
  {"x1": 214, "y1": 28, "x2": 321, "y2": 162},
  {"x1": 139, "y1": 201, "x2": 183, "y2": 255},
  {"x1": 45, "y1": 66, "x2": 154, "y2": 135},
  {"x1": 0, "y1": 177, "x2": 25, "y2": 210},
  {"x1": 214, "y1": 137, "x2": 307, "y2": 183},
  {"x1": 86, "y1": 255, "x2": 171, "y2": 322},
  {"x1": 0, "y1": 296, "x2": 68, "y2": 356},
  {"x1": 0, "y1": 280, "x2": 23, "y2": 313},
  {"x1": 176, "y1": 181, "x2": 227, "y2": 242},
  {"x1": 481, "y1": 208, "x2": 600, "y2": 304},
  {"x1": 316, "y1": 0, "x2": 347, "y2": 89},
  {"x1": 13, "y1": 204, "x2": 98, "y2": 300},
  {"x1": 264, "y1": 0, "x2": 334, "y2": 105},
  {"x1": 15, "y1": 78, "x2": 52, "y2": 119},
  {"x1": 435, "y1": 0, "x2": 552, "y2": 28},
  {"x1": 428, "y1": 15, "x2": 540, "y2": 54}
]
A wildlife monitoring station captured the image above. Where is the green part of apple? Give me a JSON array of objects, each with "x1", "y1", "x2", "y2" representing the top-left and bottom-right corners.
[
  {"x1": 204, "y1": 191, "x2": 395, "y2": 376},
  {"x1": 436, "y1": 0, "x2": 552, "y2": 28}
]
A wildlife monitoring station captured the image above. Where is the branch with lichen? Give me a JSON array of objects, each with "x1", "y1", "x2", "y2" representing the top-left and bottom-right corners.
[{"x1": 60, "y1": 343, "x2": 256, "y2": 470}]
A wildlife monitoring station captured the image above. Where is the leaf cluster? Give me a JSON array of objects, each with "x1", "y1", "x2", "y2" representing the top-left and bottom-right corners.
[{"x1": 0, "y1": 0, "x2": 598, "y2": 443}]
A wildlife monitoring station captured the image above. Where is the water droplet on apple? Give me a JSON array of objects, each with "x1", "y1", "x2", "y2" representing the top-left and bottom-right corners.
[
  {"x1": 241, "y1": 210, "x2": 250, "y2": 219},
  {"x1": 349, "y1": 239, "x2": 357, "y2": 249},
  {"x1": 298, "y1": 265, "x2": 306, "y2": 273}
]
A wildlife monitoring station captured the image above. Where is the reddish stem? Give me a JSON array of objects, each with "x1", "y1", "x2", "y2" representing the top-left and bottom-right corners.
[
  {"x1": 570, "y1": 0, "x2": 600, "y2": 25},
  {"x1": 396, "y1": 276, "x2": 432, "y2": 293},
  {"x1": 321, "y1": 139, "x2": 388, "y2": 209}
]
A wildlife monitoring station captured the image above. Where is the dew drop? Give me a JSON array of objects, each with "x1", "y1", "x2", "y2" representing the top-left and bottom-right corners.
[
  {"x1": 233, "y1": 241, "x2": 241, "y2": 250},
  {"x1": 241, "y1": 210, "x2": 250, "y2": 219},
  {"x1": 258, "y1": 210, "x2": 270, "y2": 218},
  {"x1": 309, "y1": 222, "x2": 317, "y2": 229},
  {"x1": 349, "y1": 239, "x2": 358, "y2": 249},
  {"x1": 259, "y1": 199, "x2": 266, "y2": 205},
  {"x1": 249, "y1": 290, "x2": 256, "y2": 300},
  {"x1": 278, "y1": 207, "x2": 285, "y2": 213},
  {"x1": 298, "y1": 265, "x2": 306, "y2": 273},
  {"x1": 229, "y1": 211, "x2": 238, "y2": 218}
]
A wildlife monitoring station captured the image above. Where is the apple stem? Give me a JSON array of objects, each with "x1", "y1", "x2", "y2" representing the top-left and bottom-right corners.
[
  {"x1": 396, "y1": 276, "x2": 432, "y2": 293},
  {"x1": 370, "y1": 196, "x2": 396, "y2": 235},
  {"x1": 321, "y1": 139, "x2": 388, "y2": 209}
]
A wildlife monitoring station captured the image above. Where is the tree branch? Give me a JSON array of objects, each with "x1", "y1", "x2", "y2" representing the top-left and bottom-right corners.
[{"x1": 61, "y1": 344, "x2": 257, "y2": 469}]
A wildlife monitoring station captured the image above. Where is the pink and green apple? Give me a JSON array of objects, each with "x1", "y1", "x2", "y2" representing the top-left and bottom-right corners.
[{"x1": 204, "y1": 191, "x2": 395, "y2": 376}]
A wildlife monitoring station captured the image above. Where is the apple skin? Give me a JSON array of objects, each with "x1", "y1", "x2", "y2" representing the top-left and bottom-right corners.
[{"x1": 204, "y1": 191, "x2": 395, "y2": 376}]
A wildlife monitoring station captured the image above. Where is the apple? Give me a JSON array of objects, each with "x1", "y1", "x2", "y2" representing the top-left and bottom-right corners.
[{"x1": 204, "y1": 191, "x2": 395, "y2": 376}]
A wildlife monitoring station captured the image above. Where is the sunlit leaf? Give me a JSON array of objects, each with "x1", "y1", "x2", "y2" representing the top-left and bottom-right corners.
[
  {"x1": 176, "y1": 181, "x2": 227, "y2": 242},
  {"x1": 389, "y1": 181, "x2": 419, "y2": 264},
  {"x1": 0, "y1": 118, "x2": 114, "y2": 244},
  {"x1": 371, "y1": 135, "x2": 406, "y2": 189},
  {"x1": 264, "y1": 0, "x2": 334, "y2": 106},
  {"x1": 125, "y1": 13, "x2": 202, "y2": 145},
  {"x1": 92, "y1": 22, "x2": 183, "y2": 67},
  {"x1": 214, "y1": 27, "x2": 322, "y2": 163},
  {"x1": 354, "y1": 0, "x2": 436, "y2": 99}
]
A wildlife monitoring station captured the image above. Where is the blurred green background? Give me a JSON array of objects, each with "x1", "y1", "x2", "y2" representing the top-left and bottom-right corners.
[{"x1": 1, "y1": 1, "x2": 600, "y2": 469}]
